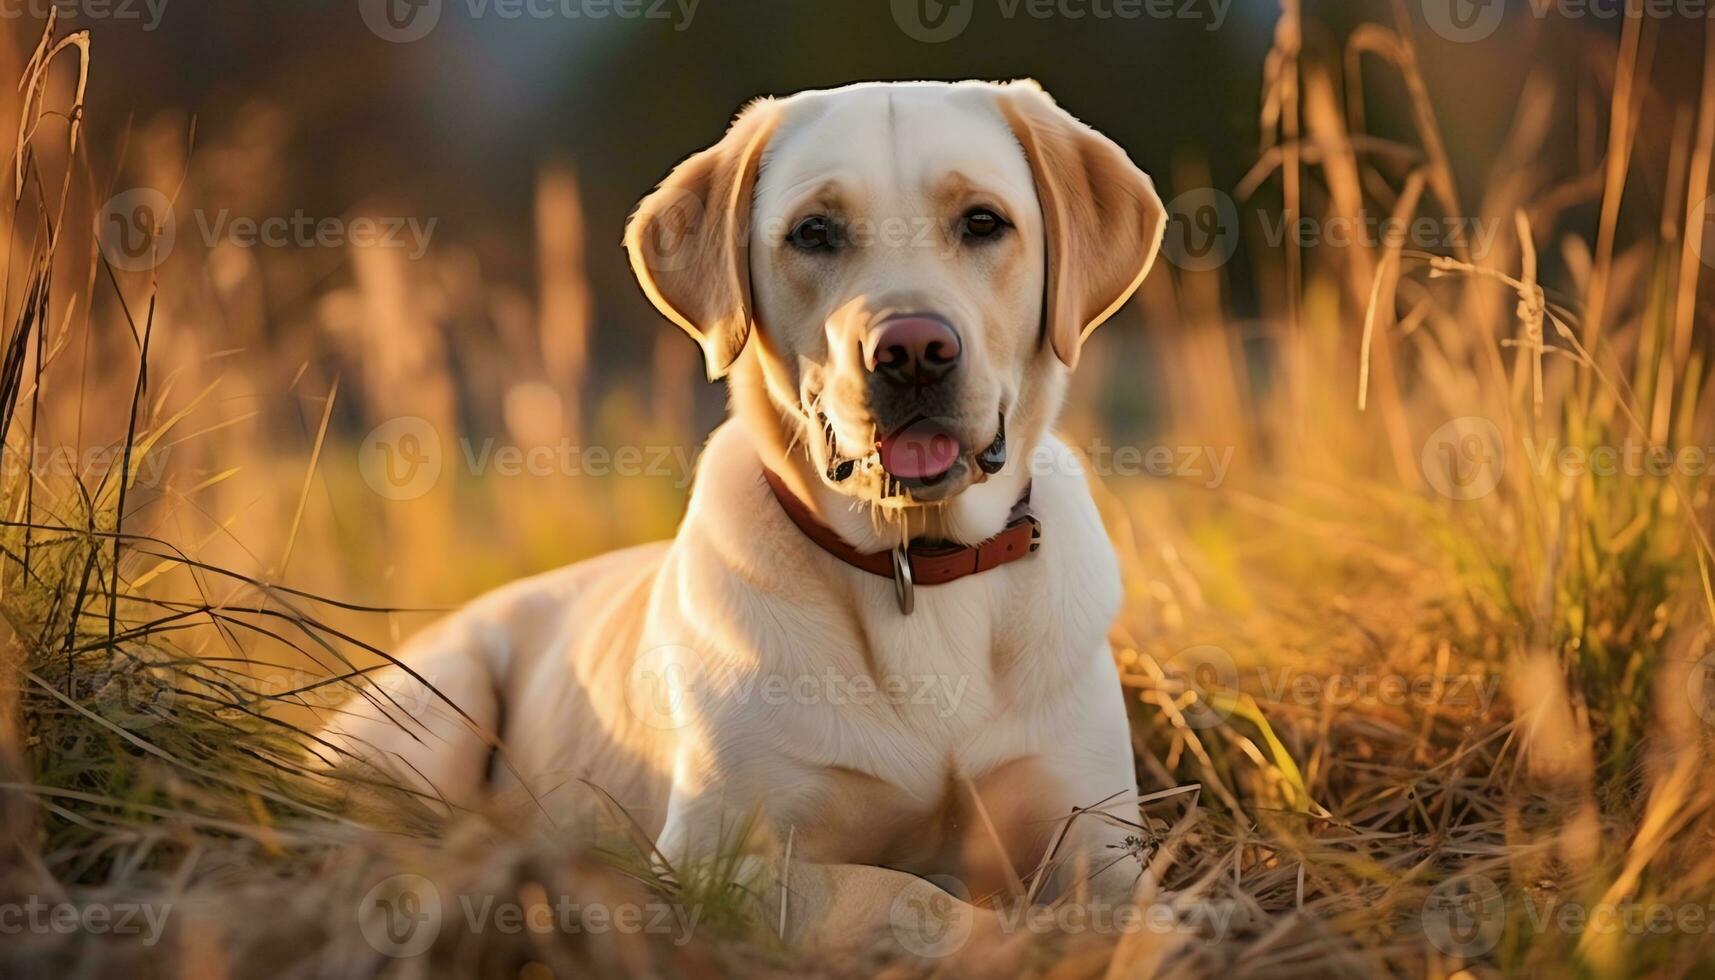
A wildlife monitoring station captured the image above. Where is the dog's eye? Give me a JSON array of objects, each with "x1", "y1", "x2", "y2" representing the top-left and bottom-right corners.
[
  {"x1": 787, "y1": 215, "x2": 837, "y2": 252},
  {"x1": 961, "y1": 208, "x2": 1008, "y2": 241}
]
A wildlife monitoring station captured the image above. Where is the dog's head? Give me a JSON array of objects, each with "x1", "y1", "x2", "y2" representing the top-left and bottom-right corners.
[{"x1": 626, "y1": 80, "x2": 1164, "y2": 531}]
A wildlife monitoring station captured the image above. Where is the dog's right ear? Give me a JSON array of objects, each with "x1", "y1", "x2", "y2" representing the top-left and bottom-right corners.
[{"x1": 624, "y1": 99, "x2": 780, "y2": 380}]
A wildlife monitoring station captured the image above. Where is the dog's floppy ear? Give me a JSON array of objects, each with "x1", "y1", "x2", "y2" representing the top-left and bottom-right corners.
[
  {"x1": 624, "y1": 99, "x2": 780, "y2": 380},
  {"x1": 995, "y1": 81, "x2": 1166, "y2": 370}
]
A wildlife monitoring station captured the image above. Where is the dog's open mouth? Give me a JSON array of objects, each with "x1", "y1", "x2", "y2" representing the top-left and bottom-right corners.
[
  {"x1": 879, "y1": 418, "x2": 962, "y2": 481},
  {"x1": 821, "y1": 412, "x2": 1007, "y2": 496}
]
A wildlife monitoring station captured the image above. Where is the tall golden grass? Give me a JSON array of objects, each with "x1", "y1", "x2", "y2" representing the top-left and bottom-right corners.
[{"x1": 3, "y1": 3, "x2": 1715, "y2": 976}]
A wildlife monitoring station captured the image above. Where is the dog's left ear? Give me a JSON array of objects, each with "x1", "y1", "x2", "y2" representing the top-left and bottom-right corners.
[
  {"x1": 625, "y1": 99, "x2": 780, "y2": 380},
  {"x1": 995, "y1": 81, "x2": 1167, "y2": 370}
]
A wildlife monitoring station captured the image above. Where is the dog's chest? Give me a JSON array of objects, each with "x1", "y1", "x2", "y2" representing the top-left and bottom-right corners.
[
  {"x1": 754, "y1": 557, "x2": 1096, "y2": 779},
  {"x1": 763, "y1": 584, "x2": 1100, "y2": 881},
  {"x1": 787, "y1": 753, "x2": 1069, "y2": 888}
]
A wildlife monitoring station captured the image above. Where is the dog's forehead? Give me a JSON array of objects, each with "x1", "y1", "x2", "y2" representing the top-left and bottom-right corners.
[{"x1": 759, "y1": 84, "x2": 1034, "y2": 207}]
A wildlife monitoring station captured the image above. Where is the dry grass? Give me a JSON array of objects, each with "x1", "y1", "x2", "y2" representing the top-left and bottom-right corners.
[{"x1": 5, "y1": 5, "x2": 1715, "y2": 978}]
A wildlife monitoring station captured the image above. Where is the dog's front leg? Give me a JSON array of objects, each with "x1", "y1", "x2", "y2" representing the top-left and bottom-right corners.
[
  {"x1": 658, "y1": 785, "x2": 997, "y2": 957},
  {"x1": 1045, "y1": 803, "x2": 1147, "y2": 905},
  {"x1": 650, "y1": 745, "x2": 775, "y2": 889},
  {"x1": 1029, "y1": 643, "x2": 1148, "y2": 907}
]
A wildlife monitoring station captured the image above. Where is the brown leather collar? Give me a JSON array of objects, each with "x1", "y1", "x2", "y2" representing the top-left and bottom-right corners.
[{"x1": 760, "y1": 466, "x2": 1041, "y2": 614}]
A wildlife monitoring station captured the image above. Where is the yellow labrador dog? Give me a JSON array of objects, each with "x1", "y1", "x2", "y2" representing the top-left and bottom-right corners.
[{"x1": 320, "y1": 78, "x2": 1165, "y2": 934}]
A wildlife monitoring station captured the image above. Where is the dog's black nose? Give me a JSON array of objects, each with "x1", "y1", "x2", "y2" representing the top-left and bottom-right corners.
[{"x1": 863, "y1": 316, "x2": 961, "y2": 386}]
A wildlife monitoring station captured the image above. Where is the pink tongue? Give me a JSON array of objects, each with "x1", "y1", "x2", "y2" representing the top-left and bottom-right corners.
[{"x1": 879, "y1": 420, "x2": 961, "y2": 479}]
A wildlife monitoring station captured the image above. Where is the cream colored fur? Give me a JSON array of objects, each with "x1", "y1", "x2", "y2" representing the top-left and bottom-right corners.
[{"x1": 315, "y1": 79, "x2": 1167, "y2": 948}]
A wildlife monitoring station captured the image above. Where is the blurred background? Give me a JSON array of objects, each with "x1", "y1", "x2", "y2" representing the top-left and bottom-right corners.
[
  {"x1": 8, "y1": 1, "x2": 1715, "y2": 974},
  {"x1": 4, "y1": 0, "x2": 1667, "y2": 618}
]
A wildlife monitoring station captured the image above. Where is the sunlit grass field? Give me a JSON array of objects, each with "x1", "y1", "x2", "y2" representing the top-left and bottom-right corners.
[{"x1": 5, "y1": 5, "x2": 1715, "y2": 977}]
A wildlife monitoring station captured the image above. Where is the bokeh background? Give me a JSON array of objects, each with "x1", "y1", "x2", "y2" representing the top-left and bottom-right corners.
[
  {"x1": 7, "y1": 1, "x2": 1715, "y2": 974},
  {"x1": 13, "y1": 0, "x2": 1656, "y2": 618}
]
